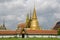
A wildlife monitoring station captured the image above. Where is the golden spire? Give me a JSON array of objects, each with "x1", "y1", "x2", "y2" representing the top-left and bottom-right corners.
[
  {"x1": 26, "y1": 14, "x2": 30, "y2": 28},
  {"x1": 26, "y1": 14, "x2": 29, "y2": 21},
  {"x1": 29, "y1": 10, "x2": 32, "y2": 21},
  {"x1": 32, "y1": 7, "x2": 37, "y2": 19},
  {"x1": 30, "y1": 6, "x2": 40, "y2": 30}
]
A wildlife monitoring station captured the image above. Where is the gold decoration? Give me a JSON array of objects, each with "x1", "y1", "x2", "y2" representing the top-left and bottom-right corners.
[{"x1": 30, "y1": 7, "x2": 40, "y2": 30}]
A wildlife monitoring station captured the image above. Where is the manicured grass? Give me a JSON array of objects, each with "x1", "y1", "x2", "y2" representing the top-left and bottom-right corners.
[{"x1": 0, "y1": 38, "x2": 60, "y2": 40}]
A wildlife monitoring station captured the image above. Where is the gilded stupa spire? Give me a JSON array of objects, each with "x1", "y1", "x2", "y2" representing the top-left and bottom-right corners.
[
  {"x1": 30, "y1": 6, "x2": 40, "y2": 30},
  {"x1": 32, "y1": 7, "x2": 37, "y2": 19},
  {"x1": 26, "y1": 14, "x2": 29, "y2": 21},
  {"x1": 26, "y1": 13, "x2": 30, "y2": 28},
  {"x1": 29, "y1": 10, "x2": 32, "y2": 20}
]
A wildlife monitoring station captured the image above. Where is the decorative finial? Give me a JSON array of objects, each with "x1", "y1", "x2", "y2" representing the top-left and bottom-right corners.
[{"x1": 2, "y1": 16, "x2": 6, "y2": 30}]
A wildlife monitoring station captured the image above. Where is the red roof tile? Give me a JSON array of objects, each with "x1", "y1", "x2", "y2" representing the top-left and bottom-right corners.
[
  {"x1": 0, "y1": 30, "x2": 58, "y2": 35},
  {"x1": 0, "y1": 30, "x2": 17, "y2": 35},
  {"x1": 26, "y1": 30, "x2": 57, "y2": 35},
  {"x1": 18, "y1": 23, "x2": 26, "y2": 28}
]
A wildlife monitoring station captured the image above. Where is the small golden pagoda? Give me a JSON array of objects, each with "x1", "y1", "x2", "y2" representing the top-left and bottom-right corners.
[
  {"x1": 30, "y1": 7, "x2": 40, "y2": 30},
  {"x1": 0, "y1": 18, "x2": 6, "y2": 30},
  {"x1": 25, "y1": 14, "x2": 30, "y2": 28}
]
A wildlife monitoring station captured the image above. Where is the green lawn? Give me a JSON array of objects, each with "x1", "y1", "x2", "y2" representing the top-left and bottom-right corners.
[{"x1": 0, "y1": 38, "x2": 60, "y2": 40}]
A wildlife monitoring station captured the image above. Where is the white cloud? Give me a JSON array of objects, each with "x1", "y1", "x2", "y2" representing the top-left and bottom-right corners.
[
  {"x1": 17, "y1": 13, "x2": 26, "y2": 21},
  {"x1": 17, "y1": 17, "x2": 23, "y2": 21},
  {"x1": 5, "y1": 15, "x2": 16, "y2": 20},
  {"x1": 54, "y1": 13, "x2": 60, "y2": 19},
  {"x1": 0, "y1": 0, "x2": 26, "y2": 9},
  {"x1": 38, "y1": 16, "x2": 47, "y2": 24}
]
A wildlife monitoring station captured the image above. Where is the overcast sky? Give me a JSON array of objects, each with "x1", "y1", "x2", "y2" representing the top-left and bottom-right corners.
[{"x1": 0, "y1": 0, "x2": 60, "y2": 30}]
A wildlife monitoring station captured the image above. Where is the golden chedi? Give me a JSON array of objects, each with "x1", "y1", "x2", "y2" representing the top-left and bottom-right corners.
[
  {"x1": 25, "y1": 14, "x2": 30, "y2": 28},
  {"x1": 30, "y1": 7, "x2": 40, "y2": 30}
]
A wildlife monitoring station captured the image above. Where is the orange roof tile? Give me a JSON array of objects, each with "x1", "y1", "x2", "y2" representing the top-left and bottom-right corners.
[
  {"x1": 0, "y1": 30, "x2": 17, "y2": 35},
  {"x1": 18, "y1": 23, "x2": 26, "y2": 28},
  {"x1": 26, "y1": 30, "x2": 58, "y2": 35},
  {"x1": 0, "y1": 30, "x2": 58, "y2": 35}
]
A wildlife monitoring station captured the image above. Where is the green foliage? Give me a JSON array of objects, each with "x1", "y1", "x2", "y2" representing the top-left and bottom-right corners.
[{"x1": 58, "y1": 28, "x2": 60, "y2": 35}]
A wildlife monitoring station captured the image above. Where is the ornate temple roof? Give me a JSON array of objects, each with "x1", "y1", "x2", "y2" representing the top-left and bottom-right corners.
[
  {"x1": 56, "y1": 21, "x2": 60, "y2": 25},
  {"x1": 0, "y1": 30, "x2": 17, "y2": 35},
  {"x1": 53, "y1": 21, "x2": 60, "y2": 30},
  {"x1": 18, "y1": 23, "x2": 26, "y2": 28},
  {"x1": 26, "y1": 30, "x2": 57, "y2": 35},
  {"x1": 0, "y1": 30, "x2": 57, "y2": 35}
]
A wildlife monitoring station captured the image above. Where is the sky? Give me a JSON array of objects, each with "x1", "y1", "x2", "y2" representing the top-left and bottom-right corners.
[{"x1": 0, "y1": 0, "x2": 60, "y2": 30}]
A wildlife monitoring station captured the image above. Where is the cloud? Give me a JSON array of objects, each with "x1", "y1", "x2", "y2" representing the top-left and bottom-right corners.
[
  {"x1": 38, "y1": 16, "x2": 47, "y2": 24},
  {"x1": 0, "y1": 0, "x2": 12, "y2": 3},
  {"x1": 17, "y1": 15, "x2": 26, "y2": 22},
  {"x1": 0, "y1": 0, "x2": 26, "y2": 9},
  {"x1": 6, "y1": 15, "x2": 16, "y2": 20},
  {"x1": 0, "y1": 0, "x2": 60, "y2": 30},
  {"x1": 54, "y1": 13, "x2": 60, "y2": 19}
]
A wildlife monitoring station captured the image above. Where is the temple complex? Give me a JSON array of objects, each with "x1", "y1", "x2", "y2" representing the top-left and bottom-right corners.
[{"x1": 0, "y1": 5, "x2": 59, "y2": 38}]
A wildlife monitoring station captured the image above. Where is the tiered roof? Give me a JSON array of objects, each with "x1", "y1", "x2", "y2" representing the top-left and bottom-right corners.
[{"x1": 0, "y1": 30, "x2": 57, "y2": 35}]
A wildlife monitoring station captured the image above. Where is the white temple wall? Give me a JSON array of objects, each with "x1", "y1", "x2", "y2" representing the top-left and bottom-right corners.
[
  {"x1": 25, "y1": 35, "x2": 57, "y2": 38},
  {"x1": 0, "y1": 35, "x2": 16, "y2": 38},
  {"x1": 0, "y1": 34, "x2": 60, "y2": 38}
]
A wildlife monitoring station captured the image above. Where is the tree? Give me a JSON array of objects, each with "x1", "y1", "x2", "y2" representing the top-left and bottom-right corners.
[{"x1": 58, "y1": 28, "x2": 60, "y2": 35}]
